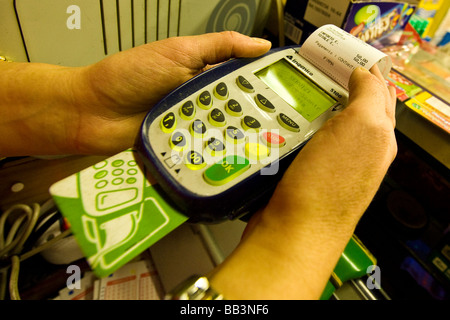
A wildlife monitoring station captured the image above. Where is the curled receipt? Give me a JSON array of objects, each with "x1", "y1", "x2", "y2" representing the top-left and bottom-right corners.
[{"x1": 299, "y1": 24, "x2": 392, "y2": 90}]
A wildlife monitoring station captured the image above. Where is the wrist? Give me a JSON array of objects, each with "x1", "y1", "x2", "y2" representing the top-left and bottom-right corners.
[
  {"x1": 207, "y1": 193, "x2": 362, "y2": 299},
  {"x1": 0, "y1": 62, "x2": 83, "y2": 155},
  {"x1": 208, "y1": 227, "x2": 330, "y2": 299}
]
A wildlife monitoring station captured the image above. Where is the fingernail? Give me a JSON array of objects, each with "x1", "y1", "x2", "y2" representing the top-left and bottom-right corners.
[
  {"x1": 355, "y1": 66, "x2": 370, "y2": 73},
  {"x1": 251, "y1": 37, "x2": 271, "y2": 45}
]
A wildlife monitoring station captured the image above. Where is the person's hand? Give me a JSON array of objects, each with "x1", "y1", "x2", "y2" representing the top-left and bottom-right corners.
[
  {"x1": 260, "y1": 65, "x2": 397, "y2": 230},
  {"x1": 209, "y1": 65, "x2": 397, "y2": 299},
  {"x1": 72, "y1": 31, "x2": 271, "y2": 154},
  {"x1": 0, "y1": 31, "x2": 271, "y2": 156}
]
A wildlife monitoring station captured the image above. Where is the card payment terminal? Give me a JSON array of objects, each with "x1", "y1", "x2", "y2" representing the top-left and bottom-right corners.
[{"x1": 137, "y1": 46, "x2": 349, "y2": 222}]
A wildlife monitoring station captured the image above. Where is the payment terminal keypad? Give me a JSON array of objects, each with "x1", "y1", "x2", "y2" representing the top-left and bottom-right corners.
[{"x1": 151, "y1": 72, "x2": 302, "y2": 196}]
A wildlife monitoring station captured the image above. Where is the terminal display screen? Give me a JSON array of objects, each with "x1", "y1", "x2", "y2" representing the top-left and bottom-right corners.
[{"x1": 255, "y1": 59, "x2": 336, "y2": 122}]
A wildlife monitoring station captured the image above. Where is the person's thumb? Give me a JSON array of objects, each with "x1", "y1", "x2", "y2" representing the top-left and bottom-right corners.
[
  {"x1": 194, "y1": 31, "x2": 272, "y2": 66},
  {"x1": 348, "y1": 67, "x2": 372, "y2": 99}
]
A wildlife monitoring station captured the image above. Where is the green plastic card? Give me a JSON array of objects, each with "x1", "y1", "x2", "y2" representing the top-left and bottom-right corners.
[{"x1": 50, "y1": 149, "x2": 188, "y2": 278}]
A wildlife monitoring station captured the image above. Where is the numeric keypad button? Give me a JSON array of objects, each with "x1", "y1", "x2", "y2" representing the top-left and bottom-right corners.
[
  {"x1": 190, "y1": 119, "x2": 207, "y2": 137},
  {"x1": 169, "y1": 131, "x2": 187, "y2": 151},
  {"x1": 214, "y1": 82, "x2": 229, "y2": 100},
  {"x1": 225, "y1": 99, "x2": 243, "y2": 117},
  {"x1": 197, "y1": 90, "x2": 212, "y2": 109},
  {"x1": 179, "y1": 101, "x2": 195, "y2": 120},
  {"x1": 241, "y1": 115, "x2": 261, "y2": 132},
  {"x1": 225, "y1": 126, "x2": 245, "y2": 144},
  {"x1": 206, "y1": 138, "x2": 226, "y2": 156},
  {"x1": 208, "y1": 108, "x2": 226, "y2": 127},
  {"x1": 160, "y1": 112, "x2": 176, "y2": 133},
  {"x1": 185, "y1": 150, "x2": 206, "y2": 170}
]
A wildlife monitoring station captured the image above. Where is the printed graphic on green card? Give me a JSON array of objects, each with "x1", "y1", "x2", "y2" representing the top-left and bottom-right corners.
[{"x1": 50, "y1": 149, "x2": 188, "y2": 278}]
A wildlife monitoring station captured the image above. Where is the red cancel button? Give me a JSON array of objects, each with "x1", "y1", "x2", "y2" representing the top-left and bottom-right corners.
[{"x1": 262, "y1": 131, "x2": 286, "y2": 147}]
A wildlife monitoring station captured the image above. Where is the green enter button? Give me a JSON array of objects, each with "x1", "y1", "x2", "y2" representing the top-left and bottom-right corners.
[{"x1": 203, "y1": 155, "x2": 250, "y2": 186}]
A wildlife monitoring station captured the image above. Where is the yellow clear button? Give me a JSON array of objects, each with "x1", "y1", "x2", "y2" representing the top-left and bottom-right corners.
[{"x1": 245, "y1": 142, "x2": 270, "y2": 160}]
